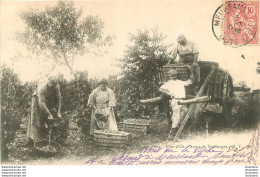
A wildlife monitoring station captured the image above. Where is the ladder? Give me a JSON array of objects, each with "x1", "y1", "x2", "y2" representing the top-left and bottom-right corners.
[{"x1": 173, "y1": 66, "x2": 216, "y2": 142}]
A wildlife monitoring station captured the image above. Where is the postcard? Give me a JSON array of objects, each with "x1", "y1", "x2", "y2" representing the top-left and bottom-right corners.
[{"x1": 0, "y1": 0, "x2": 259, "y2": 171}]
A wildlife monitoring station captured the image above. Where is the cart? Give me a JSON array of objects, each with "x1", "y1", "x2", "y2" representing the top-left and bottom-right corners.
[{"x1": 140, "y1": 61, "x2": 234, "y2": 142}]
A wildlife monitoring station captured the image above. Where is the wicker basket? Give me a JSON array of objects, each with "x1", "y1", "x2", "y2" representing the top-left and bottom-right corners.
[
  {"x1": 34, "y1": 139, "x2": 61, "y2": 157},
  {"x1": 94, "y1": 130, "x2": 130, "y2": 148},
  {"x1": 122, "y1": 119, "x2": 151, "y2": 136},
  {"x1": 163, "y1": 65, "x2": 190, "y2": 81}
]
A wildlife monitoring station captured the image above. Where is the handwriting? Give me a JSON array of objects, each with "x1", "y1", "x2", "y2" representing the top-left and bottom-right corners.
[
  {"x1": 84, "y1": 129, "x2": 260, "y2": 165},
  {"x1": 248, "y1": 128, "x2": 260, "y2": 165}
]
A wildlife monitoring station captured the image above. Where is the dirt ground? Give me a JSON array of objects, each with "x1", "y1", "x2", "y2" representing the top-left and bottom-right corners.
[{"x1": 4, "y1": 126, "x2": 258, "y2": 165}]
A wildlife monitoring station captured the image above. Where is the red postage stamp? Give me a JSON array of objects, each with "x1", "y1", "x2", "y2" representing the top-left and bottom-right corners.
[{"x1": 223, "y1": 0, "x2": 259, "y2": 46}]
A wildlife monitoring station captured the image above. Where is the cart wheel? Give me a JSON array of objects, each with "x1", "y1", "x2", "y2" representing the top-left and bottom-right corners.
[{"x1": 222, "y1": 74, "x2": 234, "y2": 127}]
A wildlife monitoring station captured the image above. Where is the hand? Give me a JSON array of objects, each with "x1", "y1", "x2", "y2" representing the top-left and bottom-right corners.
[
  {"x1": 48, "y1": 114, "x2": 54, "y2": 120},
  {"x1": 44, "y1": 122, "x2": 48, "y2": 129},
  {"x1": 57, "y1": 111, "x2": 62, "y2": 119}
]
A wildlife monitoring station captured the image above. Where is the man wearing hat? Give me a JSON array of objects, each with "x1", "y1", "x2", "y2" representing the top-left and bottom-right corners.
[
  {"x1": 87, "y1": 79, "x2": 118, "y2": 135},
  {"x1": 159, "y1": 69, "x2": 191, "y2": 139},
  {"x1": 27, "y1": 76, "x2": 62, "y2": 144},
  {"x1": 168, "y1": 34, "x2": 200, "y2": 94}
]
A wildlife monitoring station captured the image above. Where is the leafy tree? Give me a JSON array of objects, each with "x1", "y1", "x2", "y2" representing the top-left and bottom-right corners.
[
  {"x1": 119, "y1": 28, "x2": 170, "y2": 118},
  {"x1": 16, "y1": 1, "x2": 112, "y2": 77},
  {"x1": 1, "y1": 65, "x2": 35, "y2": 161}
]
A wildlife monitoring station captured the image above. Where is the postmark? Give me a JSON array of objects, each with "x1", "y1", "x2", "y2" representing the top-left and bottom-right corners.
[{"x1": 212, "y1": 1, "x2": 259, "y2": 47}]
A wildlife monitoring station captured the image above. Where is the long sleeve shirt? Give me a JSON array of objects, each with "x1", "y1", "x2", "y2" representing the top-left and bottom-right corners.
[
  {"x1": 87, "y1": 87, "x2": 116, "y2": 108},
  {"x1": 33, "y1": 83, "x2": 62, "y2": 116},
  {"x1": 159, "y1": 79, "x2": 191, "y2": 99}
]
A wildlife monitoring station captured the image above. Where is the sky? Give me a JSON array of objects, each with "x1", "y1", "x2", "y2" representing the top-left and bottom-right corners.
[{"x1": 0, "y1": 0, "x2": 259, "y2": 86}]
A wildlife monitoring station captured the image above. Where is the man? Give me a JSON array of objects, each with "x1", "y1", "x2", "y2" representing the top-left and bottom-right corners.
[
  {"x1": 168, "y1": 34, "x2": 200, "y2": 94},
  {"x1": 87, "y1": 79, "x2": 118, "y2": 135},
  {"x1": 27, "y1": 76, "x2": 62, "y2": 144},
  {"x1": 159, "y1": 69, "x2": 191, "y2": 139}
]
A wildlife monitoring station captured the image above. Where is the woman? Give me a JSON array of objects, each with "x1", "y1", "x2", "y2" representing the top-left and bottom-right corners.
[{"x1": 87, "y1": 79, "x2": 118, "y2": 135}]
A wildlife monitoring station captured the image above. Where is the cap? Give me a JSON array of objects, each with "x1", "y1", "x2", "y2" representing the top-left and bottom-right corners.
[{"x1": 168, "y1": 69, "x2": 178, "y2": 77}]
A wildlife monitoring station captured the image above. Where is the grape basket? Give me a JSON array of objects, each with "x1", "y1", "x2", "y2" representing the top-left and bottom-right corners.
[
  {"x1": 162, "y1": 64, "x2": 190, "y2": 81},
  {"x1": 93, "y1": 130, "x2": 130, "y2": 148},
  {"x1": 122, "y1": 119, "x2": 151, "y2": 136},
  {"x1": 34, "y1": 139, "x2": 61, "y2": 157}
]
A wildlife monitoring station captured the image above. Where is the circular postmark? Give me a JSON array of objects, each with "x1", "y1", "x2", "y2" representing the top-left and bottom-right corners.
[{"x1": 212, "y1": 1, "x2": 259, "y2": 47}]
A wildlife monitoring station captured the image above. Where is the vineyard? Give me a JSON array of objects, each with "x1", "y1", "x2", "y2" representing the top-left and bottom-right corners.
[
  {"x1": 1, "y1": 28, "x2": 259, "y2": 164},
  {"x1": 1, "y1": 63, "x2": 259, "y2": 164}
]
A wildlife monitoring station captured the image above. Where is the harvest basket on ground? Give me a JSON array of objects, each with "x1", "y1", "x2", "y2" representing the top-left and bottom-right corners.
[
  {"x1": 122, "y1": 119, "x2": 151, "y2": 136},
  {"x1": 93, "y1": 130, "x2": 131, "y2": 148},
  {"x1": 34, "y1": 139, "x2": 61, "y2": 156}
]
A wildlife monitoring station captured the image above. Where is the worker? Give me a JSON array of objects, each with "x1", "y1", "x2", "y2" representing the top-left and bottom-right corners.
[
  {"x1": 159, "y1": 69, "x2": 191, "y2": 139},
  {"x1": 27, "y1": 76, "x2": 62, "y2": 145},
  {"x1": 168, "y1": 34, "x2": 200, "y2": 94},
  {"x1": 87, "y1": 79, "x2": 118, "y2": 135}
]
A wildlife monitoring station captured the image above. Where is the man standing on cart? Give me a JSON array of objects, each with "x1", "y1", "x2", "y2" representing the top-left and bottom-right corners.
[
  {"x1": 168, "y1": 34, "x2": 200, "y2": 94},
  {"x1": 87, "y1": 79, "x2": 118, "y2": 135}
]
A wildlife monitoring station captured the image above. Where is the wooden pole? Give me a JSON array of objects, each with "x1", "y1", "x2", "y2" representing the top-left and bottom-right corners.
[
  {"x1": 177, "y1": 96, "x2": 209, "y2": 105},
  {"x1": 173, "y1": 66, "x2": 216, "y2": 142},
  {"x1": 140, "y1": 96, "x2": 163, "y2": 104}
]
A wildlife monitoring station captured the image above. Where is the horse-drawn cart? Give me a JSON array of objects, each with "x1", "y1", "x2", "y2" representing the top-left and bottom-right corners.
[{"x1": 140, "y1": 61, "x2": 234, "y2": 141}]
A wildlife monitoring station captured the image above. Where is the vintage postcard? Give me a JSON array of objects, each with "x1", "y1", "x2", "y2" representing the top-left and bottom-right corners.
[{"x1": 0, "y1": 0, "x2": 259, "y2": 171}]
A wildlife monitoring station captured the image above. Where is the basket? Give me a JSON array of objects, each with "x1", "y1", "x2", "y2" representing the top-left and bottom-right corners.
[
  {"x1": 122, "y1": 119, "x2": 151, "y2": 136},
  {"x1": 34, "y1": 139, "x2": 61, "y2": 156},
  {"x1": 93, "y1": 130, "x2": 130, "y2": 148},
  {"x1": 93, "y1": 113, "x2": 109, "y2": 129},
  {"x1": 163, "y1": 65, "x2": 190, "y2": 81}
]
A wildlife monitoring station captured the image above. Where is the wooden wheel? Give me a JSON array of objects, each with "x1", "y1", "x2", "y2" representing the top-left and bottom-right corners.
[{"x1": 222, "y1": 74, "x2": 234, "y2": 127}]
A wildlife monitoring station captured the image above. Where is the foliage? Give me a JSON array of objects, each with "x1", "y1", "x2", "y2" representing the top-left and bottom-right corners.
[
  {"x1": 58, "y1": 71, "x2": 93, "y2": 133},
  {"x1": 1, "y1": 65, "x2": 35, "y2": 161},
  {"x1": 119, "y1": 28, "x2": 170, "y2": 118},
  {"x1": 234, "y1": 81, "x2": 250, "y2": 91},
  {"x1": 16, "y1": 1, "x2": 112, "y2": 76}
]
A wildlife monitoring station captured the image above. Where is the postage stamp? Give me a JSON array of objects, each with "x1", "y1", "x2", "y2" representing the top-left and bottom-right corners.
[{"x1": 212, "y1": 0, "x2": 259, "y2": 47}]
